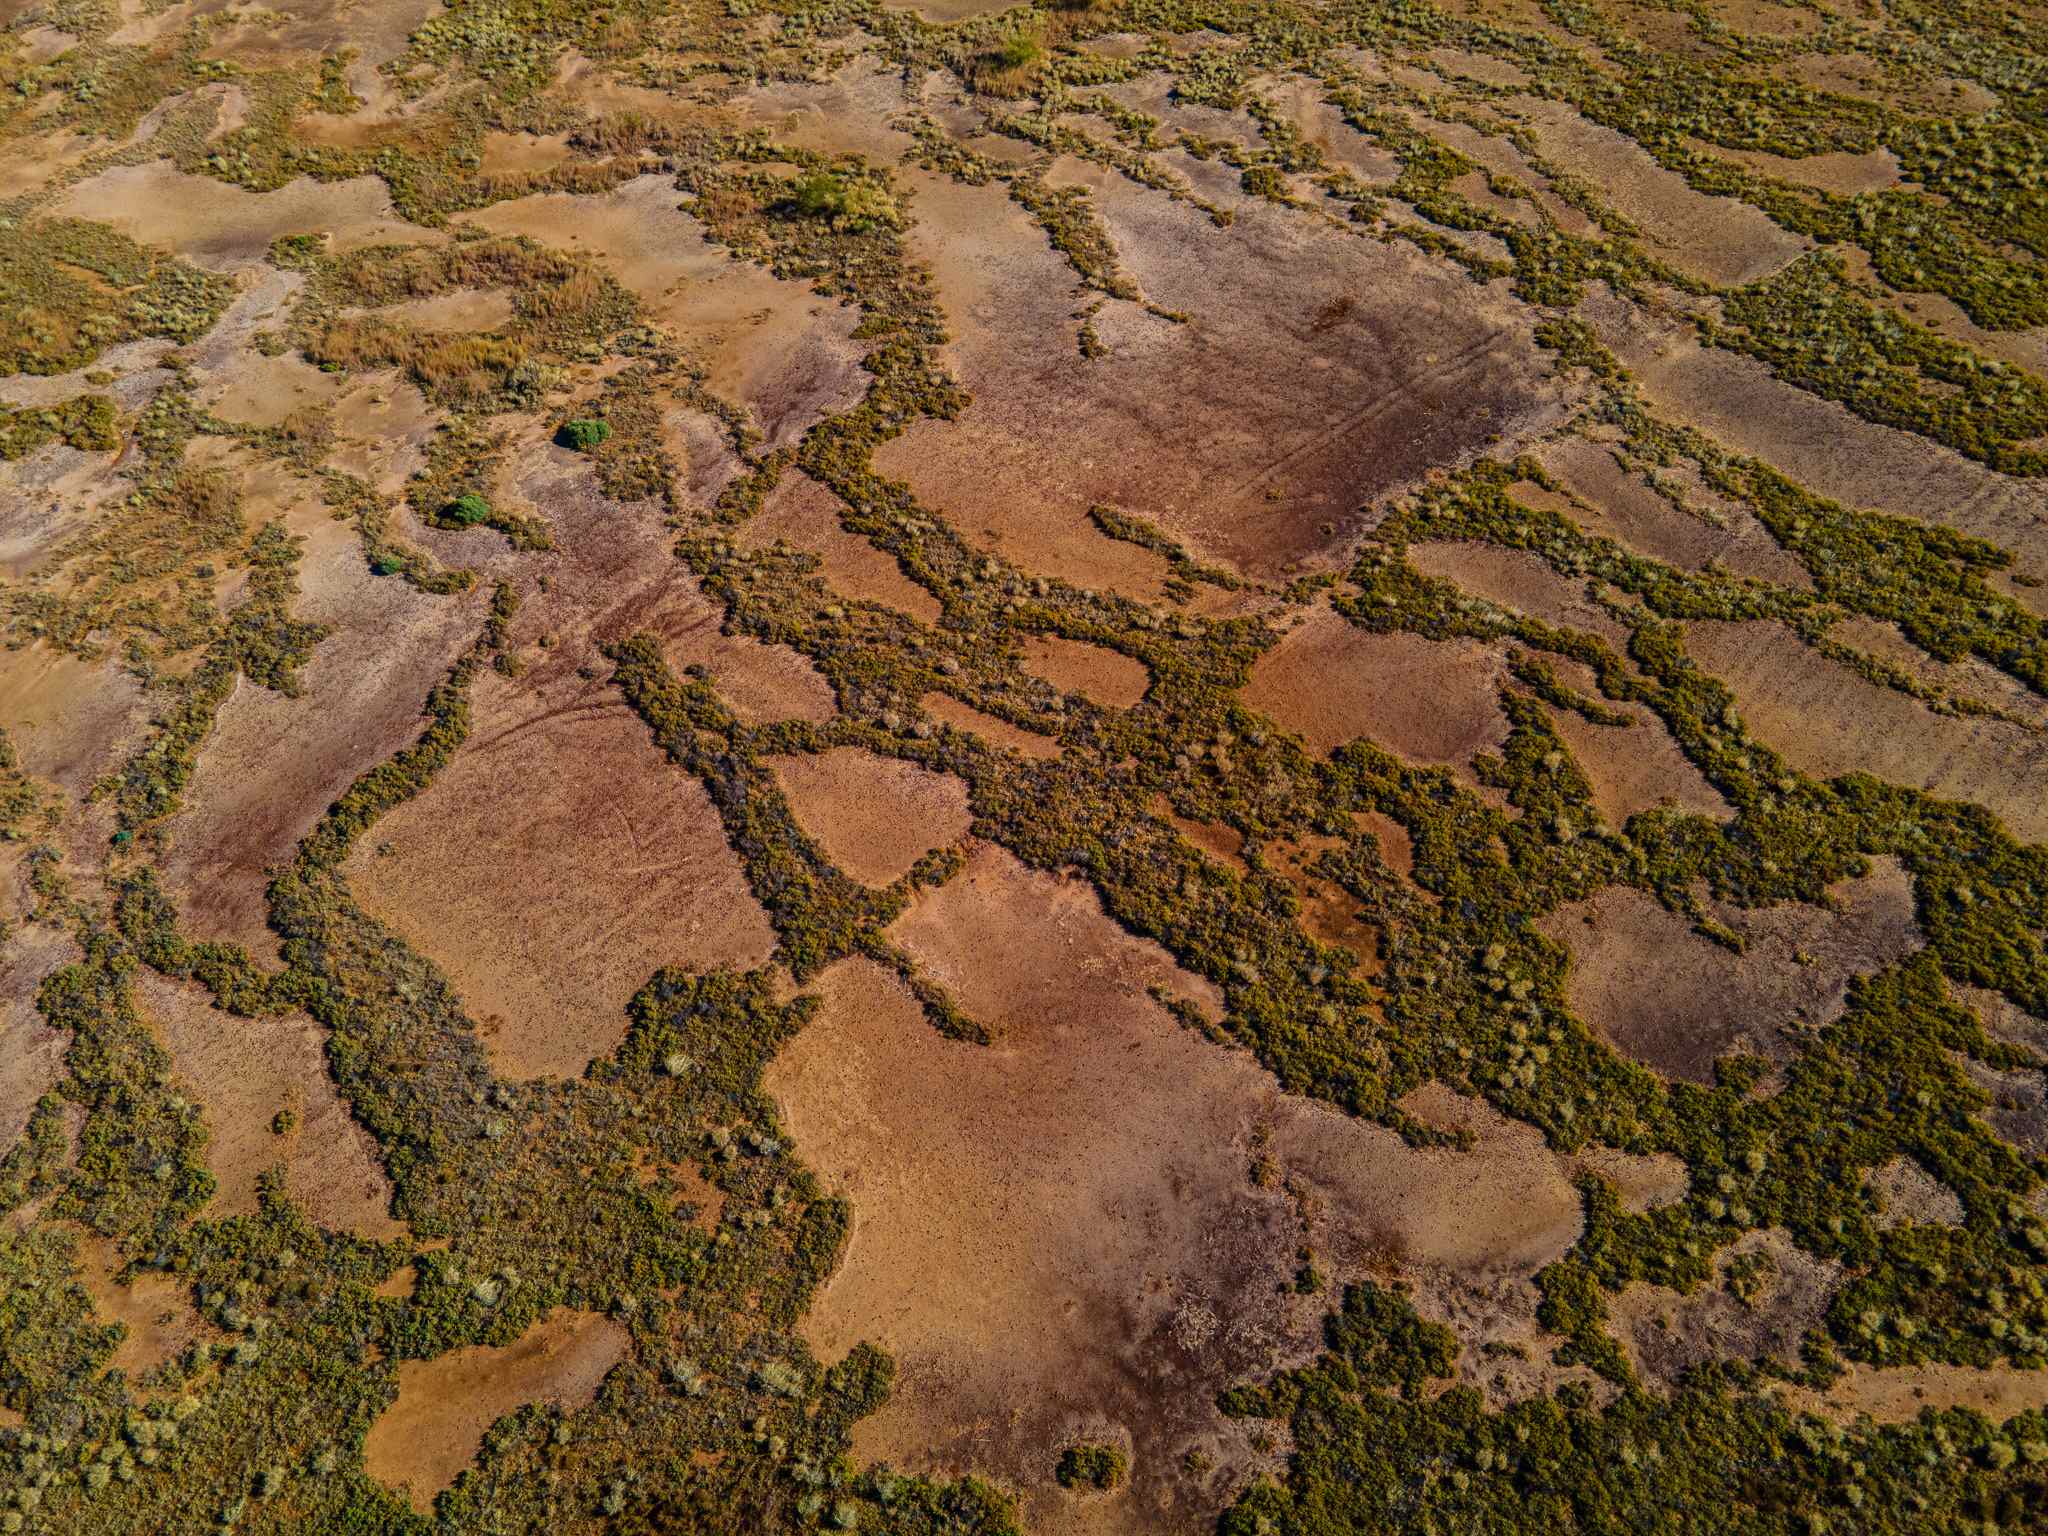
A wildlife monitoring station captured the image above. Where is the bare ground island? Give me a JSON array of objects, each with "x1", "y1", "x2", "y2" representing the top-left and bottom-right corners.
[{"x1": 6, "y1": 2, "x2": 2048, "y2": 1534}]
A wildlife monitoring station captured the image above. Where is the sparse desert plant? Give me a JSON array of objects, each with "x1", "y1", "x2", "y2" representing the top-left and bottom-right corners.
[
  {"x1": 787, "y1": 171, "x2": 898, "y2": 234},
  {"x1": 1056, "y1": 1442, "x2": 1127, "y2": 1492}
]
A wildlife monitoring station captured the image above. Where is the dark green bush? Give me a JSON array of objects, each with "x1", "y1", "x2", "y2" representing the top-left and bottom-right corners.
[
  {"x1": 1054, "y1": 1443, "x2": 1126, "y2": 1492},
  {"x1": 558, "y1": 417, "x2": 612, "y2": 451},
  {"x1": 444, "y1": 492, "x2": 493, "y2": 526}
]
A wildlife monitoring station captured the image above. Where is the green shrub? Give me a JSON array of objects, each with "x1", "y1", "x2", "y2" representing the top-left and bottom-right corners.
[
  {"x1": 558, "y1": 417, "x2": 612, "y2": 451},
  {"x1": 994, "y1": 33, "x2": 1042, "y2": 70},
  {"x1": 445, "y1": 492, "x2": 492, "y2": 526},
  {"x1": 788, "y1": 172, "x2": 897, "y2": 233},
  {"x1": 1055, "y1": 1443, "x2": 1126, "y2": 1492}
]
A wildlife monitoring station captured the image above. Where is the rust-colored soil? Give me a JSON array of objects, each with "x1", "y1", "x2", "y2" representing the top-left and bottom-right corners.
[
  {"x1": 0, "y1": 924, "x2": 76, "y2": 1147},
  {"x1": 161, "y1": 519, "x2": 487, "y2": 957},
  {"x1": 1685, "y1": 619, "x2": 2048, "y2": 844},
  {"x1": 70, "y1": 1229, "x2": 216, "y2": 1381},
  {"x1": 1016, "y1": 634, "x2": 1151, "y2": 710},
  {"x1": 918, "y1": 691, "x2": 1062, "y2": 760},
  {"x1": 763, "y1": 746, "x2": 971, "y2": 887},
  {"x1": 770, "y1": 880, "x2": 1599, "y2": 1529},
  {"x1": 1541, "y1": 859, "x2": 1922, "y2": 1083},
  {"x1": 741, "y1": 474, "x2": 943, "y2": 624},
  {"x1": 362, "y1": 1310, "x2": 630, "y2": 1512},
  {"x1": 878, "y1": 166, "x2": 1574, "y2": 582},
  {"x1": 1241, "y1": 604, "x2": 1511, "y2": 768},
  {"x1": 1778, "y1": 1363, "x2": 2048, "y2": 1425},
  {"x1": 347, "y1": 669, "x2": 776, "y2": 1080},
  {"x1": 136, "y1": 971, "x2": 400, "y2": 1237}
]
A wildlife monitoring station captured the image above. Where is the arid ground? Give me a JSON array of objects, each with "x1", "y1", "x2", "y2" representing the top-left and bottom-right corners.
[{"x1": 4, "y1": 0, "x2": 2048, "y2": 1532}]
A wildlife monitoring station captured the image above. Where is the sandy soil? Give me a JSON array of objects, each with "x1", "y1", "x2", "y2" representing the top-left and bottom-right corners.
[
  {"x1": 1408, "y1": 539, "x2": 1628, "y2": 645},
  {"x1": 1540, "y1": 859, "x2": 1922, "y2": 1083},
  {"x1": 0, "y1": 645, "x2": 154, "y2": 800},
  {"x1": 136, "y1": 971, "x2": 400, "y2": 1237},
  {"x1": 1241, "y1": 604, "x2": 1511, "y2": 769},
  {"x1": 1862, "y1": 1156, "x2": 1963, "y2": 1231},
  {"x1": 1778, "y1": 1362, "x2": 2048, "y2": 1425},
  {"x1": 70, "y1": 1229, "x2": 217, "y2": 1380},
  {"x1": 770, "y1": 843, "x2": 1604, "y2": 1529},
  {"x1": 763, "y1": 746, "x2": 972, "y2": 887},
  {"x1": 363, "y1": 1309, "x2": 630, "y2": 1512},
  {"x1": 1587, "y1": 290, "x2": 2048, "y2": 580},
  {"x1": 1685, "y1": 619, "x2": 2048, "y2": 844},
  {"x1": 53, "y1": 164, "x2": 439, "y2": 272}
]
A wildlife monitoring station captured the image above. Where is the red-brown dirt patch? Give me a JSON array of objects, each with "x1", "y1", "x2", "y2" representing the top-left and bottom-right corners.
[
  {"x1": 740, "y1": 474, "x2": 943, "y2": 624},
  {"x1": 764, "y1": 746, "x2": 972, "y2": 887},
  {"x1": 878, "y1": 166, "x2": 1574, "y2": 582},
  {"x1": 1541, "y1": 859, "x2": 1922, "y2": 1083},
  {"x1": 363, "y1": 1310, "x2": 630, "y2": 1512},
  {"x1": 770, "y1": 910, "x2": 1594, "y2": 1531},
  {"x1": 1685, "y1": 619, "x2": 2048, "y2": 844},
  {"x1": 346, "y1": 668, "x2": 777, "y2": 1080},
  {"x1": 135, "y1": 971, "x2": 400, "y2": 1238},
  {"x1": 1016, "y1": 634, "x2": 1150, "y2": 709},
  {"x1": 1241, "y1": 604, "x2": 1511, "y2": 768}
]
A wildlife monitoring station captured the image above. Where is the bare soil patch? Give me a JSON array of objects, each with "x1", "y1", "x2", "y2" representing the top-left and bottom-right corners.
[
  {"x1": 771, "y1": 887, "x2": 1593, "y2": 1530},
  {"x1": 53, "y1": 163, "x2": 437, "y2": 271},
  {"x1": 0, "y1": 645, "x2": 154, "y2": 799},
  {"x1": 1612, "y1": 1228, "x2": 1841, "y2": 1391},
  {"x1": 1685, "y1": 619, "x2": 2048, "y2": 843},
  {"x1": 1241, "y1": 604, "x2": 1511, "y2": 769},
  {"x1": 464, "y1": 176, "x2": 867, "y2": 450},
  {"x1": 136, "y1": 971, "x2": 400, "y2": 1237},
  {"x1": 1541, "y1": 859, "x2": 1922, "y2": 1083},
  {"x1": 1408, "y1": 539, "x2": 1627, "y2": 644},
  {"x1": 0, "y1": 925, "x2": 77, "y2": 1148},
  {"x1": 1778, "y1": 1362, "x2": 2048, "y2": 1425},
  {"x1": 1518, "y1": 100, "x2": 1808, "y2": 286},
  {"x1": 918, "y1": 691, "x2": 1062, "y2": 759},
  {"x1": 1150, "y1": 797, "x2": 1248, "y2": 876},
  {"x1": 1862, "y1": 1156, "x2": 1963, "y2": 1231},
  {"x1": 740, "y1": 474, "x2": 942, "y2": 623},
  {"x1": 878, "y1": 165, "x2": 1573, "y2": 582},
  {"x1": 1529, "y1": 435, "x2": 1810, "y2": 585},
  {"x1": 196, "y1": 349, "x2": 346, "y2": 428},
  {"x1": 160, "y1": 519, "x2": 485, "y2": 957},
  {"x1": 1549, "y1": 696, "x2": 1731, "y2": 827},
  {"x1": 763, "y1": 746, "x2": 971, "y2": 887},
  {"x1": 70, "y1": 1230, "x2": 216, "y2": 1381},
  {"x1": 363, "y1": 1310, "x2": 630, "y2": 1512},
  {"x1": 347, "y1": 668, "x2": 776, "y2": 1080},
  {"x1": 1016, "y1": 634, "x2": 1150, "y2": 709},
  {"x1": 1586, "y1": 290, "x2": 2048, "y2": 577}
]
